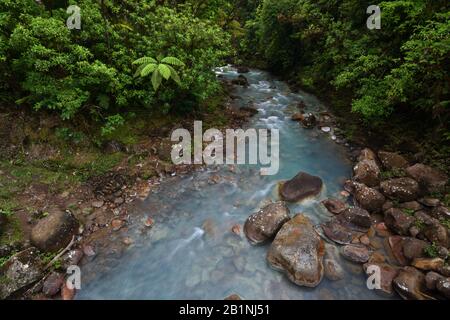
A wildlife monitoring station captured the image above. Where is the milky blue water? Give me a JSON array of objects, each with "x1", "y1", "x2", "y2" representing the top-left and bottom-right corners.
[{"x1": 77, "y1": 66, "x2": 389, "y2": 300}]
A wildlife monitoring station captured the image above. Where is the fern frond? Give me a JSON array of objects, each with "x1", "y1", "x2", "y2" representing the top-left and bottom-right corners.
[
  {"x1": 166, "y1": 65, "x2": 181, "y2": 85},
  {"x1": 133, "y1": 56, "x2": 157, "y2": 65},
  {"x1": 133, "y1": 64, "x2": 146, "y2": 78},
  {"x1": 158, "y1": 64, "x2": 171, "y2": 80},
  {"x1": 152, "y1": 70, "x2": 162, "y2": 90},
  {"x1": 141, "y1": 63, "x2": 157, "y2": 77},
  {"x1": 161, "y1": 56, "x2": 184, "y2": 66}
]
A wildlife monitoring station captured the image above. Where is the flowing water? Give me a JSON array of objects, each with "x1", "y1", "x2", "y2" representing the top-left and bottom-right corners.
[{"x1": 77, "y1": 66, "x2": 390, "y2": 300}]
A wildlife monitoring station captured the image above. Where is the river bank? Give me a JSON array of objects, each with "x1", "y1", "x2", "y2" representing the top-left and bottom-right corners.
[{"x1": 1, "y1": 66, "x2": 449, "y2": 300}]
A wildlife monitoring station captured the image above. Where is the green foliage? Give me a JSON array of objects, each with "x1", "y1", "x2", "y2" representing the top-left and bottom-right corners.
[
  {"x1": 249, "y1": 0, "x2": 450, "y2": 127},
  {"x1": 424, "y1": 242, "x2": 440, "y2": 258},
  {"x1": 0, "y1": 0, "x2": 233, "y2": 122},
  {"x1": 402, "y1": 208, "x2": 415, "y2": 216},
  {"x1": 101, "y1": 114, "x2": 125, "y2": 136},
  {"x1": 133, "y1": 56, "x2": 184, "y2": 91}
]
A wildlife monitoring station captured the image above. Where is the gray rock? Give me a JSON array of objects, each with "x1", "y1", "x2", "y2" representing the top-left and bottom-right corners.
[
  {"x1": 0, "y1": 247, "x2": 43, "y2": 299},
  {"x1": 279, "y1": 172, "x2": 323, "y2": 202},
  {"x1": 380, "y1": 178, "x2": 420, "y2": 202},
  {"x1": 267, "y1": 214, "x2": 325, "y2": 287},
  {"x1": 31, "y1": 210, "x2": 78, "y2": 252},
  {"x1": 244, "y1": 201, "x2": 290, "y2": 244}
]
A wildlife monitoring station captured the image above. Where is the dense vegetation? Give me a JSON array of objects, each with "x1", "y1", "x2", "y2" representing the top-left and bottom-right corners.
[{"x1": 0, "y1": 0, "x2": 448, "y2": 154}]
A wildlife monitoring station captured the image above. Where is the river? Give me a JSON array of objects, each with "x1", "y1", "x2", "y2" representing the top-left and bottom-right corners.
[{"x1": 76, "y1": 66, "x2": 390, "y2": 300}]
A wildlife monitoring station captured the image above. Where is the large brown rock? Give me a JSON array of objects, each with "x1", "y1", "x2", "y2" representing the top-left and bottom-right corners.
[
  {"x1": 402, "y1": 238, "x2": 428, "y2": 261},
  {"x1": 31, "y1": 209, "x2": 78, "y2": 252},
  {"x1": 380, "y1": 178, "x2": 420, "y2": 202},
  {"x1": 393, "y1": 267, "x2": 429, "y2": 300},
  {"x1": 412, "y1": 258, "x2": 445, "y2": 272},
  {"x1": 244, "y1": 201, "x2": 290, "y2": 244},
  {"x1": 267, "y1": 214, "x2": 325, "y2": 287},
  {"x1": 406, "y1": 163, "x2": 448, "y2": 194},
  {"x1": 279, "y1": 172, "x2": 323, "y2": 202},
  {"x1": 436, "y1": 278, "x2": 450, "y2": 299},
  {"x1": 378, "y1": 151, "x2": 409, "y2": 170},
  {"x1": 353, "y1": 159, "x2": 380, "y2": 187},
  {"x1": 358, "y1": 148, "x2": 378, "y2": 162},
  {"x1": 352, "y1": 182, "x2": 385, "y2": 213},
  {"x1": 384, "y1": 208, "x2": 415, "y2": 236}
]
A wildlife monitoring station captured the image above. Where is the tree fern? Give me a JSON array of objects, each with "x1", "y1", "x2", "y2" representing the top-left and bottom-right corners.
[{"x1": 133, "y1": 55, "x2": 184, "y2": 90}]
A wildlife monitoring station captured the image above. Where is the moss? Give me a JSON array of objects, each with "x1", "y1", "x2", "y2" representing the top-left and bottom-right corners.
[
  {"x1": 402, "y1": 208, "x2": 415, "y2": 216},
  {"x1": 424, "y1": 242, "x2": 439, "y2": 258},
  {"x1": 0, "y1": 215, "x2": 23, "y2": 247}
]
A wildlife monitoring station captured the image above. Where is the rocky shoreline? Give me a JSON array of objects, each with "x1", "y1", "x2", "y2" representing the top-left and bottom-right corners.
[{"x1": 243, "y1": 147, "x2": 449, "y2": 299}]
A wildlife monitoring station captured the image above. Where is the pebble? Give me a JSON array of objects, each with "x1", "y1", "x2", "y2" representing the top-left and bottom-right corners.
[
  {"x1": 231, "y1": 224, "x2": 241, "y2": 236},
  {"x1": 91, "y1": 200, "x2": 104, "y2": 208},
  {"x1": 114, "y1": 197, "x2": 124, "y2": 205},
  {"x1": 111, "y1": 219, "x2": 124, "y2": 231},
  {"x1": 144, "y1": 217, "x2": 154, "y2": 228},
  {"x1": 83, "y1": 244, "x2": 96, "y2": 257},
  {"x1": 321, "y1": 126, "x2": 331, "y2": 133},
  {"x1": 123, "y1": 237, "x2": 134, "y2": 245}
]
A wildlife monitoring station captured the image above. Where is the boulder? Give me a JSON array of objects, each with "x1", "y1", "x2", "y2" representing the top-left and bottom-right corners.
[
  {"x1": 231, "y1": 75, "x2": 249, "y2": 87},
  {"x1": 387, "y1": 236, "x2": 408, "y2": 266},
  {"x1": 0, "y1": 247, "x2": 43, "y2": 299},
  {"x1": 336, "y1": 207, "x2": 372, "y2": 231},
  {"x1": 406, "y1": 163, "x2": 448, "y2": 194},
  {"x1": 267, "y1": 214, "x2": 325, "y2": 287},
  {"x1": 244, "y1": 201, "x2": 290, "y2": 244},
  {"x1": 399, "y1": 201, "x2": 423, "y2": 212},
  {"x1": 279, "y1": 172, "x2": 323, "y2": 202},
  {"x1": 412, "y1": 258, "x2": 445, "y2": 272},
  {"x1": 353, "y1": 160, "x2": 380, "y2": 187},
  {"x1": 321, "y1": 198, "x2": 347, "y2": 215},
  {"x1": 436, "y1": 278, "x2": 450, "y2": 299},
  {"x1": 402, "y1": 238, "x2": 428, "y2": 261},
  {"x1": 31, "y1": 209, "x2": 78, "y2": 252},
  {"x1": 425, "y1": 271, "x2": 445, "y2": 291},
  {"x1": 358, "y1": 148, "x2": 378, "y2": 163},
  {"x1": 415, "y1": 211, "x2": 449, "y2": 247},
  {"x1": 384, "y1": 208, "x2": 415, "y2": 236},
  {"x1": 418, "y1": 198, "x2": 441, "y2": 208},
  {"x1": 300, "y1": 113, "x2": 316, "y2": 128},
  {"x1": 393, "y1": 266, "x2": 428, "y2": 300},
  {"x1": 42, "y1": 272, "x2": 65, "y2": 297},
  {"x1": 236, "y1": 66, "x2": 250, "y2": 74},
  {"x1": 363, "y1": 262, "x2": 399, "y2": 296},
  {"x1": 380, "y1": 178, "x2": 420, "y2": 202},
  {"x1": 341, "y1": 244, "x2": 370, "y2": 263},
  {"x1": 378, "y1": 151, "x2": 409, "y2": 170},
  {"x1": 352, "y1": 182, "x2": 385, "y2": 213},
  {"x1": 430, "y1": 206, "x2": 450, "y2": 220}
]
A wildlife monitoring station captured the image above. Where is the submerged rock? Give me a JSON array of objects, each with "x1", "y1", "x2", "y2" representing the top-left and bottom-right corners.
[
  {"x1": 380, "y1": 178, "x2": 420, "y2": 202},
  {"x1": 341, "y1": 244, "x2": 370, "y2": 263},
  {"x1": 324, "y1": 259, "x2": 344, "y2": 281},
  {"x1": 267, "y1": 214, "x2": 325, "y2": 287},
  {"x1": 244, "y1": 201, "x2": 290, "y2": 244},
  {"x1": 406, "y1": 163, "x2": 448, "y2": 194},
  {"x1": 31, "y1": 209, "x2": 78, "y2": 252},
  {"x1": 279, "y1": 172, "x2": 323, "y2": 202},
  {"x1": 321, "y1": 219, "x2": 355, "y2": 244}
]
